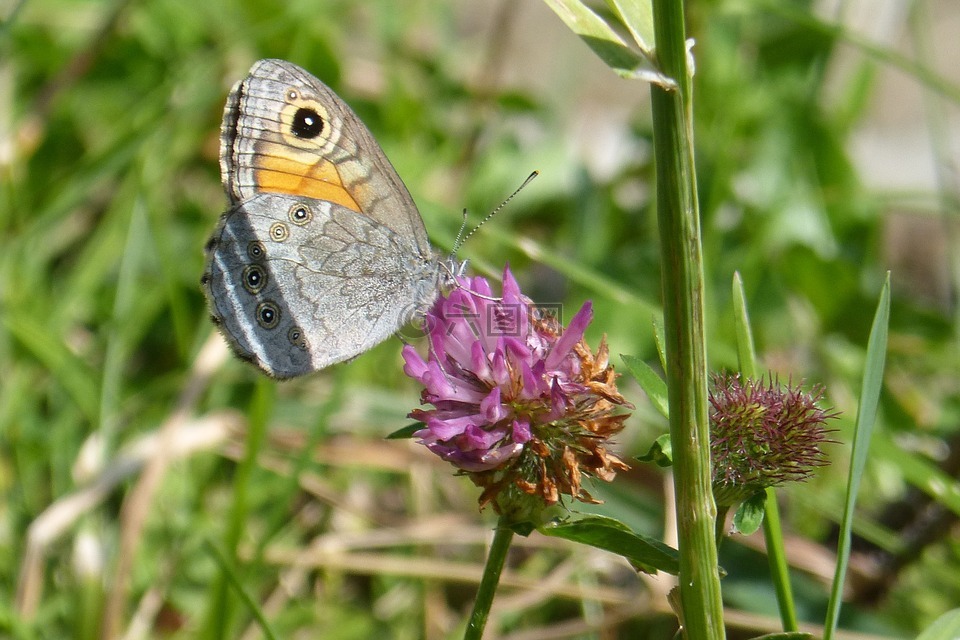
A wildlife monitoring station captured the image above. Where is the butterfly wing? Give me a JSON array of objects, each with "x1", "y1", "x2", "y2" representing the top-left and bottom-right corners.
[
  {"x1": 220, "y1": 59, "x2": 432, "y2": 258},
  {"x1": 203, "y1": 193, "x2": 441, "y2": 378}
]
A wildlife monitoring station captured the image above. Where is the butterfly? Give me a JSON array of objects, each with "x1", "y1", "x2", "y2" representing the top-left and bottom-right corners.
[{"x1": 202, "y1": 59, "x2": 458, "y2": 378}]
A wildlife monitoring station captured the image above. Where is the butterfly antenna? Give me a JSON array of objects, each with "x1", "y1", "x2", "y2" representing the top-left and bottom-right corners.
[
  {"x1": 452, "y1": 170, "x2": 538, "y2": 254},
  {"x1": 452, "y1": 208, "x2": 470, "y2": 254}
]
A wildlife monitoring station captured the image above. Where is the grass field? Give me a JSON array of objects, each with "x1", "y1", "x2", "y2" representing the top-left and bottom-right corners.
[{"x1": 2, "y1": 0, "x2": 959, "y2": 638}]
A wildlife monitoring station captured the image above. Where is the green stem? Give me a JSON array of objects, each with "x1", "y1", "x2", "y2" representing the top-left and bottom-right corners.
[
  {"x1": 464, "y1": 520, "x2": 514, "y2": 640},
  {"x1": 649, "y1": 0, "x2": 725, "y2": 636},
  {"x1": 762, "y1": 489, "x2": 799, "y2": 631}
]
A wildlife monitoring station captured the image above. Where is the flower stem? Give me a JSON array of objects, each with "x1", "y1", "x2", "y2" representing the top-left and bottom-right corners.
[
  {"x1": 649, "y1": 0, "x2": 725, "y2": 636},
  {"x1": 762, "y1": 488, "x2": 799, "y2": 631},
  {"x1": 464, "y1": 520, "x2": 514, "y2": 640}
]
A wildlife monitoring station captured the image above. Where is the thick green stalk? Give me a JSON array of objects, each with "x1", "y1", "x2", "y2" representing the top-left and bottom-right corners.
[
  {"x1": 464, "y1": 521, "x2": 514, "y2": 640},
  {"x1": 649, "y1": 0, "x2": 725, "y2": 637}
]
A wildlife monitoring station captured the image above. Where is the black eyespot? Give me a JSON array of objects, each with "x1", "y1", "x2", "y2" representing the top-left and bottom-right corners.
[
  {"x1": 248, "y1": 241, "x2": 266, "y2": 260},
  {"x1": 256, "y1": 302, "x2": 280, "y2": 329},
  {"x1": 288, "y1": 326, "x2": 308, "y2": 350},
  {"x1": 242, "y1": 264, "x2": 266, "y2": 294},
  {"x1": 200, "y1": 273, "x2": 210, "y2": 285},
  {"x1": 289, "y1": 204, "x2": 312, "y2": 225},
  {"x1": 291, "y1": 107, "x2": 323, "y2": 139}
]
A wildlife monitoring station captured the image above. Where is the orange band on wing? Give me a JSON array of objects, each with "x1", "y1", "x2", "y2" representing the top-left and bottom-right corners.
[{"x1": 254, "y1": 154, "x2": 362, "y2": 213}]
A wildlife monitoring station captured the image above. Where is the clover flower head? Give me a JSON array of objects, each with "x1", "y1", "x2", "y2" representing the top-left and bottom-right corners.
[
  {"x1": 709, "y1": 372, "x2": 838, "y2": 507},
  {"x1": 403, "y1": 266, "x2": 632, "y2": 518}
]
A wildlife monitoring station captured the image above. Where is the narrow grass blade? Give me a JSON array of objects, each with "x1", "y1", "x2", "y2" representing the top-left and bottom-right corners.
[
  {"x1": 621, "y1": 354, "x2": 669, "y2": 419},
  {"x1": 543, "y1": 0, "x2": 643, "y2": 73},
  {"x1": 871, "y1": 433, "x2": 960, "y2": 517},
  {"x1": 203, "y1": 378, "x2": 274, "y2": 639},
  {"x1": 916, "y1": 609, "x2": 960, "y2": 640},
  {"x1": 823, "y1": 274, "x2": 890, "y2": 639},
  {"x1": 542, "y1": 0, "x2": 672, "y2": 85},
  {"x1": 606, "y1": 0, "x2": 655, "y2": 55},
  {"x1": 4, "y1": 314, "x2": 100, "y2": 424},
  {"x1": 732, "y1": 271, "x2": 758, "y2": 379},
  {"x1": 204, "y1": 539, "x2": 277, "y2": 640}
]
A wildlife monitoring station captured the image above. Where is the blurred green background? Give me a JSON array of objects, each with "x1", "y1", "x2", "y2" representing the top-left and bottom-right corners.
[{"x1": 1, "y1": 0, "x2": 958, "y2": 638}]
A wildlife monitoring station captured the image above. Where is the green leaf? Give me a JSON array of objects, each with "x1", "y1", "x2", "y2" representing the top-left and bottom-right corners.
[
  {"x1": 732, "y1": 271, "x2": 759, "y2": 379},
  {"x1": 605, "y1": 0, "x2": 655, "y2": 55},
  {"x1": 542, "y1": 0, "x2": 673, "y2": 86},
  {"x1": 916, "y1": 609, "x2": 960, "y2": 640},
  {"x1": 543, "y1": 0, "x2": 640, "y2": 71},
  {"x1": 386, "y1": 423, "x2": 424, "y2": 439},
  {"x1": 540, "y1": 515, "x2": 680, "y2": 575},
  {"x1": 732, "y1": 492, "x2": 766, "y2": 535},
  {"x1": 636, "y1": 433, "x2": 673, "y2": 467},
  {"x1": 823, "y1": 274, "x2": 890, "y2": 640},
  {"x1": 621, "y1": 354, "x2": 669, "y2": 418},
  {"x1": 749, "y1": 633, "x2": 814, "y2": 640},
  {"x1": 652, "y1": 317, "x2": 667, "y2": 373}
]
